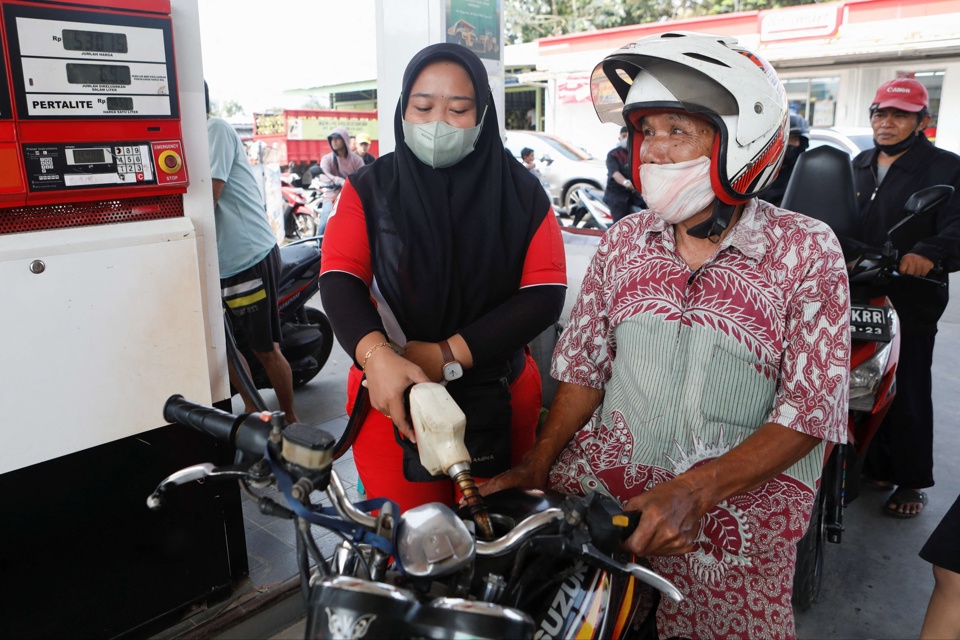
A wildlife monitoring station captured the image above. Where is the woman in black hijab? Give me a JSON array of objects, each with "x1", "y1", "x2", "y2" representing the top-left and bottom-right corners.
[{"x1": 319, "y1": 43, "x2": 566, "y2": 512}]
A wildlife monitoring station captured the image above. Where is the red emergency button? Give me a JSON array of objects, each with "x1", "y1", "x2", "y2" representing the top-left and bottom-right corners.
[{"x1": 158, "y1": 150, "x2": 182, "y2": 174}]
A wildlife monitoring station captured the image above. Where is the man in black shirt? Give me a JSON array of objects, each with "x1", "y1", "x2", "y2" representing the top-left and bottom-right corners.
[
  {"x1": 854, "y1": 77, "x2": 960, "y2": 518},
  {"x1": 603, "y1": 126, "x2": 645, "y2": 222}
]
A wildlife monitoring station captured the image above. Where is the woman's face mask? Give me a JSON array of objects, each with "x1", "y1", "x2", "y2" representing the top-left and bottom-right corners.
[
  {"x1": 402, "y1": 59, "x2": 484, "y2": 168},
  {"x1": 402, "y1": 107, "x2": 486, "y2": 168},
  {"x1": 640, "y1": 156, "x2": 716, "y2": 224}
]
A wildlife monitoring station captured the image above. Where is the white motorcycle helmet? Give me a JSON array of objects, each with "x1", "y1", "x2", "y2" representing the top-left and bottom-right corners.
[{"x1": 590, "y1": 32, "x2": 788, "y2": 237}]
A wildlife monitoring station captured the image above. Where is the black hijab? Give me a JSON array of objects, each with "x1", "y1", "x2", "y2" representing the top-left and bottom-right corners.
[{"x1": 350, "y1": 43, "x2": 551, "y2": 342}]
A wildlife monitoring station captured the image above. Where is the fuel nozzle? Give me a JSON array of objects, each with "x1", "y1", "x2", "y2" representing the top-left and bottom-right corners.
[{"x1": 408, "y1": 383, "x2": 495, "y2": 541}]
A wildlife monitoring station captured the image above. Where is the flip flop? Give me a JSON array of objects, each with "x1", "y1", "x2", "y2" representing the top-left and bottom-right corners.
[{"x1": 883, "y1": 488, "x2": 928, "y2": 519}]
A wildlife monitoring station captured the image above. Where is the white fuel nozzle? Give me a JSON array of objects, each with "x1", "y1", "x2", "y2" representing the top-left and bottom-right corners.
[{"x1": 408, "y1": 382, "x2": 470, "y2": 476}]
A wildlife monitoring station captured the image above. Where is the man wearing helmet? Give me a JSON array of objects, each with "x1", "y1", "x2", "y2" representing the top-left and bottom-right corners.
[
  {"x1": 762, "y1": 112, "x2": 810, "y2": 207},
  {"x1": 483, "y1": 33, "x2": 850, "y2": 638},
  {"x1": 853, "y1": 77, "x2": 960, "y2": 519}
]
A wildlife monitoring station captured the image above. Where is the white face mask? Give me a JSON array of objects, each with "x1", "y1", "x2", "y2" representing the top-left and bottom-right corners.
[
  {"x1": 401, "y1": 105, "x2": 487, "y2": 169},
  {"x1": 640, "y1": 156, "x2": 716, "y2": 224},
  {"x1": 619, "y1": 136, "x2": 628, "y2": 149}
]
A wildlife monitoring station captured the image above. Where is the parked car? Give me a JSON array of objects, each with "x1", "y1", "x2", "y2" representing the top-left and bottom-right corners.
[
  {"x1": 505, "y1": 130, "x2": 608, "y2": 213},
  {"x1": 808, "y1": 127, "x2": 875, "y2": 158}
]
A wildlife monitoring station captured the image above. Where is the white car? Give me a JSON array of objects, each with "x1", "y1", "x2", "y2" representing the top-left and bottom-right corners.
[
  {"x1": 505, "y1": 130, "x2": 609, "y2": 212},
  {"x1": 808, "y1": 127, "x2": 875, "y2": 158}
]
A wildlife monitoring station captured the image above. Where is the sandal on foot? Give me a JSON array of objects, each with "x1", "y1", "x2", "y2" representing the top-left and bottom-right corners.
[{"x1": 883, "y1": 488, "x2": 928, "y2": 519}]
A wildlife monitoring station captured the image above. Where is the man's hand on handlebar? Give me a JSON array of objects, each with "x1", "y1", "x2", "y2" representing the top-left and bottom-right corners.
[
  {"x1": 621, "y1": 477, "x2": 706, "y2": 557},
  {"x1": 899, "y1": 253, "x2": 936, "y2": 277}
]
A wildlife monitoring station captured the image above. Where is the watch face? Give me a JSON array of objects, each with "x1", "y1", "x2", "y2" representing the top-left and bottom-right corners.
[{"x1": 443, "y1": 361, "x2": 464, "y2": 382}]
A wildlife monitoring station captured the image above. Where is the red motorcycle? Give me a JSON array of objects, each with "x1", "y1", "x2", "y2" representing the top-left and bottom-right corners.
[
  {"x1": 281, "y1": 172, "x2": 323, "y2": 239},
  {"x1": 780, "y1": 145, "x2": 953, "y2": 609}
]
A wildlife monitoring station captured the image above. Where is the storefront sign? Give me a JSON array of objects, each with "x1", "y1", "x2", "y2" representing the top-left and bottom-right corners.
[{"x1": 760, "y1": 5, "x2": 840, "y2": 43}]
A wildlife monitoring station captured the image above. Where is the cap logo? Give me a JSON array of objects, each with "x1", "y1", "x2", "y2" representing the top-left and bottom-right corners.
[{"x1": 887, "y1": 87, "x2": 912, "y2": 93}]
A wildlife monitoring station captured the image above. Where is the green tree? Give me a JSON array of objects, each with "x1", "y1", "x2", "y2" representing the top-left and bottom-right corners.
[
  {"x1": 504, "y1": 0, "x2": 819, "y2": 44},
  {"x1": 211, "y1": 98, "x2": 244, "y2": 118}
]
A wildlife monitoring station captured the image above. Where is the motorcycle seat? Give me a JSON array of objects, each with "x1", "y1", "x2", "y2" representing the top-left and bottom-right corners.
[
  {"x1": 781, "y1": 146, "x2": 864, "y2": 254},
  {"x1": 280, "y1": 242, "x2": 320, "y2": 283}
]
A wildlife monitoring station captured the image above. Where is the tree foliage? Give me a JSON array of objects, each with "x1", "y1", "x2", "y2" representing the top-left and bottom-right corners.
[
  {"x1": 504, "y1": 0, "x2": 821, "y2": 44},
  {"x1": 211, "y1": 98, "x2": 244, "y2": 118}
]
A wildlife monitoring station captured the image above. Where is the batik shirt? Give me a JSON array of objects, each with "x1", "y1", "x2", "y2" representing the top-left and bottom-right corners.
[{"x1": 550, "y1": 199, "x2": 850, "y2": 639}]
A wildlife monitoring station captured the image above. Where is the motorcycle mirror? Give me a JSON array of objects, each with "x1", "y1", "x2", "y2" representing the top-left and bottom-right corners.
[
  {"x1": 396, "y1": 503, "x2": 476, "y2": 578},
  {"x1": 540, "y1": 153, "x2": 555, "y2": 166},
  {"x1": 888, "y1": 185, "x2": 955, "y2": 238}
]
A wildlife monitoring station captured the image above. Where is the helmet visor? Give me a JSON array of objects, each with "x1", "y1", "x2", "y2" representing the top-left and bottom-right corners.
[{"x1": 592, "y1": 56, "x2": 739, "y2": 130}]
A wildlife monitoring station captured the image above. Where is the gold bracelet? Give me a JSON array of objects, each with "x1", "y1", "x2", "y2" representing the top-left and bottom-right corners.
[{"x1": 361, "y1": 341, "x2": 393, "y2": 371}]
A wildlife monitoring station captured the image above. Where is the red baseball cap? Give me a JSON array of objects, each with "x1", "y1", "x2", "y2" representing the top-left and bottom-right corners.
[{"x1": 871, "y1": 77, "x2": 929, "y2": 112}]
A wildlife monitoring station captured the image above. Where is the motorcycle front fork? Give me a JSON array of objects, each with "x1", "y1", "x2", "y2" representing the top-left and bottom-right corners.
[{"x1": 823, "y1": 443, "x2": 848, "y2": 544}]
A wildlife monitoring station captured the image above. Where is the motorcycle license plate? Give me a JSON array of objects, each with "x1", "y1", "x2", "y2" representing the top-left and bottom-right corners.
[{"x1": 850, "y1": 304, "x2": 890, "y2": 342}]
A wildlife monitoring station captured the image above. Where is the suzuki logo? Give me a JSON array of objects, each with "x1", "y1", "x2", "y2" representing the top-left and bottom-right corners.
[
  {"x1": 535, "y1": 564, "x2": 588, "y2": 639},
  {"x1": 327, "y1": 608, "x2": 376, "y2": 639}
]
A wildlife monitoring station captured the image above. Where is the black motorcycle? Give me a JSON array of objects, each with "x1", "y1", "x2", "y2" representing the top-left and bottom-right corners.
[
  {"x1": 226, "y1": 236, "x2": 333, "y2": 394},
  {"x1": 150, "y1": 389, "x2": 683, "y2": 639}
]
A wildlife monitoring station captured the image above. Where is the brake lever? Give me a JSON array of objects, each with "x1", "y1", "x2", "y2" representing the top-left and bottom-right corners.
[
  {"x1": 146, "y1": 462, "x2": 259, "y2": 510},
  {"x1": 891, "y1": 270, "x2": 948, "y2": 287},
  {"x1": 576, "y1": 541, "x2": 684, "y2": 603}
]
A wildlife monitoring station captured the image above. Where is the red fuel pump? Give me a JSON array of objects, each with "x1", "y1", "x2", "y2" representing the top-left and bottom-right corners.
[
  {"x1": 0, "y1": 0, "x2": 188, "y2": 233},
  {"x1": 0, "y1": 2, "x2": 247, "y2": 638}
]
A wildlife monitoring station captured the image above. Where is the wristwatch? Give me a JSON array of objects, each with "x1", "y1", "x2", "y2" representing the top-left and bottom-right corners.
[{"x1": 439, "y1": 339, "x2": 463, "y2": 383}]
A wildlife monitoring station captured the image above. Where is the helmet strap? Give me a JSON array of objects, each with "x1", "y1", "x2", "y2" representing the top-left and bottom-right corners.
[{"x1": 686, "y1": 200, "x2": 737, "y2": 242}]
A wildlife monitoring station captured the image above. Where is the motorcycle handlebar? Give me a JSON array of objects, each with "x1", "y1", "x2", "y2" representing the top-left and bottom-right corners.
[{"x1": 163, "y1": 395, "x2": 272, "y2": 460}]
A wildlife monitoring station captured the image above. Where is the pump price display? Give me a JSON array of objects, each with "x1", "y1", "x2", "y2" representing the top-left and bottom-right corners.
[
  {"x1": 62, "y1": 29, "x2": 128, "y2": 54},
  {"x1": 4, "y1": 6, "x2": 177, "y2": 118}
]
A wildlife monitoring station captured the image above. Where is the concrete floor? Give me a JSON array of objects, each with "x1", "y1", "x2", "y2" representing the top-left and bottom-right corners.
[{"x1": 214, "y1": 270, "x2": 960, "y2": 640}]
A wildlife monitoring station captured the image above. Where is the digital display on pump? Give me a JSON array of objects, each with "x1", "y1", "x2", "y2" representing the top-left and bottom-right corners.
[
  {"x1": 2, "y1": 3, "x2": 178, "y2": 118},
  {"x1": 71, "y1": 148, "x2": 106, "y2": 164},
  {"x1": 62, "y1": 29, "x2": 128, "y2": 54},
  {"x1": 66, "y1": 63, "x2": 131, "y2": 85}
]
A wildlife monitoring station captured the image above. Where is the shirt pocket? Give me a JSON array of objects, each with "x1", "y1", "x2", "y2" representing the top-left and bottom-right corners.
[{"x1": 700, "y1": 343, "x2": 777, "y2": 431}]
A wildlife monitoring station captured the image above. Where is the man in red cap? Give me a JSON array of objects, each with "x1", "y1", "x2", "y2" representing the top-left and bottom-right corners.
[{"x1": 853, "y1": 76, "x2": 960, "y2": 518}]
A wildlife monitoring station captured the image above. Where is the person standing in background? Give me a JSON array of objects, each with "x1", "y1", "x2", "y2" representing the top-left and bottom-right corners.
[
  {"x1": 356, "y1": 133, "x2": 376, "y2": 165},
  {"x1": 854, "y1": 77, "x2": 960, "y2": 518},
  {"x1": 762, "y1": 113, "x2": 810, "y2": 207},
  {"x1": 603, "y1": 126, "x2": 646, "y2": 223},
  {"x1": 205, "y1": 81, "x2": 299, "y2": 424},
  {"x1": 316, "y1": 126, "x2": 365, "y2": 235}
]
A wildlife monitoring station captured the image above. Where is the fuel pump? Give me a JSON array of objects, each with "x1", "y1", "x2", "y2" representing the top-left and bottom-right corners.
[{"x1": 0, "y1": 1, "x2": 244, "y2": 637}]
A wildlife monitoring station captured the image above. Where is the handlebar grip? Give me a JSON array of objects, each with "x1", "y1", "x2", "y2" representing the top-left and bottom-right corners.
[
  {"x1": 584, "y1": 493, "x2": 641, "y2": 554},
  {"x1": 163, "y1": 395, "x2": 239, "y2": 443},
  {"x1": 163, "y1": 395, "x2": 271, "y2": 460}
]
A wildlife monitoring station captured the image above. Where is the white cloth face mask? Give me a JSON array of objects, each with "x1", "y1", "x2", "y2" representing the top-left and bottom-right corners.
[{"x1": 640, "y1": 156, "x2": 716, "y2": 224}]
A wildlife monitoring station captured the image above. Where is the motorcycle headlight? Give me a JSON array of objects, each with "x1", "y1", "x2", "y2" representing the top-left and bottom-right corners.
[{"x1": 849, "y1": 341, "x2": 892, "y2": 412}]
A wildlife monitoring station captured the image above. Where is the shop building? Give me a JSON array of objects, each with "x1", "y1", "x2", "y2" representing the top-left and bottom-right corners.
[{"x1": 509, "y1": 0, "x2": 960, "y2": 158}]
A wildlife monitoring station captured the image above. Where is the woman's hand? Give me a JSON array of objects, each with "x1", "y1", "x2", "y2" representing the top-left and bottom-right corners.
[{"x1": 362, "y1": 347, "x2": 430, "y2": 441}]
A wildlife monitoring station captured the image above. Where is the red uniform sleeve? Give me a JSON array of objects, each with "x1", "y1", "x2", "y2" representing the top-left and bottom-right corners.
[
  {"x1": 319, "y1": 180, "x2": 372, "y2": 284},
  {"x1": 519, "y1": 208, "x2": 567, "y2": 288}
]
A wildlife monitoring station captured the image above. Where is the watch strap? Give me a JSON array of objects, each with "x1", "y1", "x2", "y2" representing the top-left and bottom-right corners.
[{"x1": 439, "y1": 339, "x2": 456, "y2": 365}]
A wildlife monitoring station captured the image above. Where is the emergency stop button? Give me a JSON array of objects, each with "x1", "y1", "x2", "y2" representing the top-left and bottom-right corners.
[
  {"x1": 158, "y1": 150, "x2": 182, "y2": 174},
  {"x1": 151, "y1": 140, "x2": 188, "y2": 186}
]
